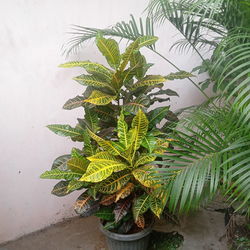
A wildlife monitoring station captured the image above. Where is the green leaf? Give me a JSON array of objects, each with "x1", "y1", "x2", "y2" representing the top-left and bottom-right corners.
[
  {"x1": 133, "y1": 165, "x2": 159, "y2": 188},
  {"x1": 149, "y1": 89, "x2": 179, "y2": 97},
  {"x1": 67, "y1": 179, "x2": 88, "y2": 192},
  {"x1": 94, "y1": 207, "x2": 114, "y2": 221},
  {"x1": 67, "y1": 157, "x2": 89, "y2": 174},
  {"x1": 141, "y1": 135, "x2": 157, "y2": 153},
  {"x1": 84, "y1": 90, "x2": 116, "y2": 105},
  {"x1": 129, "y1": 51, "x2": 148, "y2": 79},
  {"x1": 96, "y1": 37, "x2": 121, "y2": 69},
  {"x1": 131, "y1": 109, "x2": 149, "y2": 151},
  {"x1": 114, "y1": 199, "x2": 131, "y2": 223},
  {"x1": 40, "y1": 169, "x2": 82, "y2": 180},
  {"x1": 51, "y1": 181, "x2": 70, "y2": 197},
  {"x1": 165, "y1": 71, "x2": 194, "y2": 80},
  {"x1": 148, "y1": 106, "x2": 170, "y2": 129},
  {"x1": 59, "y1": 61, "x2": 89, "y2": 68},
  {"x1": 123, "y1": 95, "x2": 150, "y2": 115},
  {"x1": 132, "y1": 194, "x2": 150, "y2": 221},
  {"x1": 131, "y1": 75, "x2": 166, "y2": 90},
  {"x1": 103, "y1": 220, "x2": 122, "y2": 230},
  {"x1": 63, "y1": 96, "x2": 85, "y2": 110},
  {"x1": 71, "y1": 148, "x2": 85, "y2": 159},
  {"x1": 47, "y1": 124, "x2": 84, "y2": 140},
  {"x1": 51, "y1": 155, "x2": 71, "y2": 170},
  {"x1": 82, "y1": 130, "x2": 96, "y2": 156},
  {"x1": 94, "y1": 105, "x2": 117, "y2": 122},
  {"x1": 74, "y1": 193, "x2": 99, "y2": 216},
  {"x1": 111, "y1": 71, "x2": 123, "y2": 89},
  {"x1": 84, "y1": 106, "x2": 99, "y2": 132},
  {"x1": 97, "y1": 171, "x2": 131, "y2": 194}
]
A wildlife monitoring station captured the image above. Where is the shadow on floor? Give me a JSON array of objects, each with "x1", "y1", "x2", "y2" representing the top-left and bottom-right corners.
[{"x1": 0, "y1": 209, "x2": 228, "y2": 250}]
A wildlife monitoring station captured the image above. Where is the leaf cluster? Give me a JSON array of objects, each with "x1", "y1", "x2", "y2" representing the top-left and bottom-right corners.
[{"x1": 41, "y1": 36, "x2": 191, "y2": 231}]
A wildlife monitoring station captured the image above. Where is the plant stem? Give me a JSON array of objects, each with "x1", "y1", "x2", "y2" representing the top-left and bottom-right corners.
[{"x1": 150, "y1": 48, "x2": 211, "y2": 100}]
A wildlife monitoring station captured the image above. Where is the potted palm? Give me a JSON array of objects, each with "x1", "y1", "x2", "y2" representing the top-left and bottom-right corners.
[{"x1": 41, "y1": 35, "x2": 190, "y2": 249}]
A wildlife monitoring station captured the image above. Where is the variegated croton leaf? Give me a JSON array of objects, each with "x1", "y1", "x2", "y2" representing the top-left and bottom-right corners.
[
  {"x1": 74, "y1": 192, "x2": 100, "y2": 217},
  {"x1": 114, "y1": 199, "x2": 131, "y2": 223}
]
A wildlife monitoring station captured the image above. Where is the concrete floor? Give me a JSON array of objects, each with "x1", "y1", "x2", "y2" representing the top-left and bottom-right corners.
[{"x1": 0, "y1": 209, "x2": 228, "y2": 250}]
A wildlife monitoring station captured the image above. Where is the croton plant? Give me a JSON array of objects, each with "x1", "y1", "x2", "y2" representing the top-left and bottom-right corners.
[{"x1": 41, "y1": 35, "x2": 191, "y2": 233}]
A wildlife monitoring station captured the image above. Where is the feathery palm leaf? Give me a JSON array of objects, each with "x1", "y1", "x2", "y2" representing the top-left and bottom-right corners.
[
  {"x1": 152, "y1": 105, "x2": 250, "y2": 214},
  {"x1": 63, "y1": 15, "x2": 155, "y2": 57}
]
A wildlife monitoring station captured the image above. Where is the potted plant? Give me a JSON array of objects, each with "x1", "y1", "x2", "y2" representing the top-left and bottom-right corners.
[{"x1": 41, "y1": 35, "x2": 190, "y2": 250}]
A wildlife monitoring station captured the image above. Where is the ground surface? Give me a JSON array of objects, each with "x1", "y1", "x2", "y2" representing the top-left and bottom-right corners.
[{"x1": 0, "y1": 209, "x2": 228, "y2": 250}]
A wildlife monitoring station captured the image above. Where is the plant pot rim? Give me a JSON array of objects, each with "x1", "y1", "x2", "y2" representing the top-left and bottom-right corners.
[{"x1": 99, "y1": 222, "x2": 153, "y2": 242}]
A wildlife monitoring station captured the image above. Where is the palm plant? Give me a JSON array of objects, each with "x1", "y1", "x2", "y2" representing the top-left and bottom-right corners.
[
  {"x1": 61, "y1": 0, "x2": 250, "y2": 215},
  {"x1": 147, "y1": 0, "x2": 250, "y2": 215}
]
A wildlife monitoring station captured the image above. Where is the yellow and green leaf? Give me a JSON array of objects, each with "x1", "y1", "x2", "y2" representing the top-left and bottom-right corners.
[
  {"x1": 84, "y1": 107, "x2": 100, "y2": 132},
  {"x1": 117, "y1": 113, "x2": 129, "y2": 148},
  {"x1": 83, "y1": 130, "x2": 96, "y2": 156},
  {"x1": 67, "y1": 179, "x2": 88, "y2": 192},
  {"x1": 87, "y1": 129, "x2": 122, "y2": 156},
  {"x1": 132, "y1": 165, "x2": 159, "y2": 188},
  {"x1": 165, "y1": 71, "x2": 194, "y2": 80},
  {"x1": 111, "y1": 71, "x2": 123, "y2": 89},
  {"x1": 120, "y1": 40, "x2": 139, "y2": 71},
  {"x1": 40, "y1": 169, "x2": 82, "y2": 180},
  {"x1": 87, "y1": 151, "x2": 116, "y2": 161},
  {"x1": 149, "y1": 196, "x2": 163, "y2": 218},
  {"x1": 131, "y1": 75, "x2": 166, "y2": 90},
  {"x1": 137, "y1": 36, "x2": 158, "y2": 49},
  {"x1": 96, "y1": 37, "x2": 121, "y2": 69},
  {"x1": 67, "y1": 157, "x2": 89, "y2": 174},
  {"x1": 132, "y1": 194, "x2": 150, "y2": 221},
  {"x1": 84, "y1": 90, "x2": 116, "y2": 105},
  {"x1": 131, "y1": 109, "x2": 149, "y2": 151},
  {"x1": 80, "y1": 160, "x2": 128, "y2": 183},
  {"x1": 73, "y1": 75, "x2": 115, "y2": 92},
  {"x1": 59, "y1": 61, "x2": 113, "y2": 80},
  {"x1": 97, "y1": 171, "x2": 131, "y2": 194},
  {"x1": 141, "y1": 135, "x2": 157, "y2": 153},
  {"x1": 134, "y1": 154, "x2": 156, "y2": 168},
  {"x1": 51, "y1": 181, "x2": 70, "y2": 197}
]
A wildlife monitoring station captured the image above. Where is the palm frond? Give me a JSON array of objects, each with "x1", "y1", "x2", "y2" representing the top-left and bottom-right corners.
[
  {"x1": 147, "y1": 0, "x2": 226, "y2": 57},
  {"x1": 148, "y1": 0, "x2": 247, "y2": 29},
  {"x1": 210, "y1": 32, "x2": 250, "y2": 130},
  {"x1": 152, "y1": 105, "x2": 250, "y2": 214},
  {"x1": 63, "y1": 15, "x2": 155, "y2": 57}
]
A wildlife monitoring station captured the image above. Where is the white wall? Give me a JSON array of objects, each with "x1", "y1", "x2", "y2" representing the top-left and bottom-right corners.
[{"x1": 0, "y1": 0, "x2": 211, "y2": 243}]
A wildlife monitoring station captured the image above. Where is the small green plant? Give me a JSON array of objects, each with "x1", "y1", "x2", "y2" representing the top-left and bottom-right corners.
[{"x1": 41, "y1": 35, "x2": 191, "y2": 232}]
